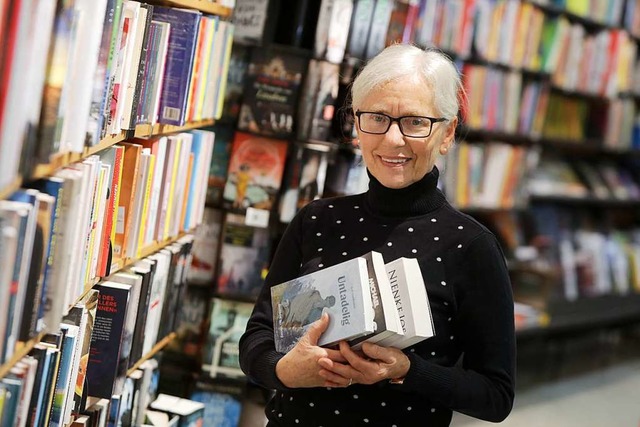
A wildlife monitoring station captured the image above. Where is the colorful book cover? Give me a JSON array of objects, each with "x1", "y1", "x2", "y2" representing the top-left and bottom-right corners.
[
  {"x1": 222, "y1": 131, "x2": 287, "y2": 211},
  {"x1": 188, "y1": 207, "x2": 223, "y2": 284},
  {"x1": 216, "y1": 214, "x2": 271, "y2": 299},
  {"x1": 202, "y1": 298, "x2": 253, "y2": 379},
  {"x1": 206, "y1": 124, "x2": 234, "y2": 207},
  {"x1": 271, "y1": 256, "x2": 374, "y2": 353},
  {"x1": 237, "y1": 45, "x2": 308, "y2": 138},
  {"x1": 190, "y1": 382, "x2": 242, "y2": 427}
]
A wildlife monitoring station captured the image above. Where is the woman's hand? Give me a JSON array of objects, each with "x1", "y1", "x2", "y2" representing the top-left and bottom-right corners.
[
  {"x1": 275, "y1": 313, "x2": 351, "y2": 388},
  {"x1": 317, "y1": 341, "x2": 410, "y2": 386}
]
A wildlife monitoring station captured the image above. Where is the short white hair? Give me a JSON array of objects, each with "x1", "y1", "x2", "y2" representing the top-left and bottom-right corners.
[{"x1": 351, "y1": 44, "x2": 462, "y2": 120}]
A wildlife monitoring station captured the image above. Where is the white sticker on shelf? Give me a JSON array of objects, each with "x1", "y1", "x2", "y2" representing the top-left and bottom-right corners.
[{"x1": 245, "y1": 207, "x2": 269, "y2": 228}]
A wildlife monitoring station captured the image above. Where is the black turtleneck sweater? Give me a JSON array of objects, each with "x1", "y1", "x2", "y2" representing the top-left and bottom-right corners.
[{"x1": 239, "y1": 167, "x2": 515, "y2": 426}]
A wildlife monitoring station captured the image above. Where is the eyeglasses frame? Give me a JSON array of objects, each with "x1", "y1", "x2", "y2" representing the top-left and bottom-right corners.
[{"x1": 355, "y1": 110, "x2": 448, "y2": 138}]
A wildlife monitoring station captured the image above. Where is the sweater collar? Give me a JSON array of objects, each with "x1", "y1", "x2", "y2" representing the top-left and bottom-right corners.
[{"x1": 364, "y1": 166, "x2": 446, "y2": 218}]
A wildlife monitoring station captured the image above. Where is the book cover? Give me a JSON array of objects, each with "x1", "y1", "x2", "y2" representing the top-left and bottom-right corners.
[
  {"x1": 271, "y1": 257, "x2": 374, "y2": 353},
  {"x1": 219, "y1": 43, "x2": 250, "y2": 124},
  {"x1": 206, "y1": 124, "x2": 234, "y2": 207},
  {"x1": 278, "y1": 142, "x2": 331, "y2": 223},
  {"x1": 152, "y1": 6, "x2": 202, "y2": 126},
  {"x1": 187, "y1": 207, "x2": 223, "y2": 284},
  {"x1": 86, "y1": 281, "x2": 132, "y2": 399},
  {"x1": 149, "y1": 394, "x2": 204, "y2": 427},
  {"x1": 202, "y1": 298, "x2": 253, "y2": 379},
  {"x1": 216, "y1": 214, "x2": 271, "y2": 299},
  {"x1": 222, "y1": 131, "x2": 288, "y2": 211},
  {"x1": 190, "y1": 381, "x2": 242, "y2": 427},
  {"x1": 237, "y1": 45, "x2": 308, "y2": 138},
  {"x1": 349, "y1": 251, "x2": 403, "y2": 349},
  {"x1": 379, "y1": 258, "x2": 435, "y2": 349}
]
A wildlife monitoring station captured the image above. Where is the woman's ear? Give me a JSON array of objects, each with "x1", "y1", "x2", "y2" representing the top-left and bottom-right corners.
[{"x1": 439, "y1": 116, "x2": 458, "y2": 154}]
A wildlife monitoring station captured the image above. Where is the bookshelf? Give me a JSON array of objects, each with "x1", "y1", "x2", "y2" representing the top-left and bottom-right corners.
[{"x1": 0, "y1": 0, "x2": 234, "y2": 424}]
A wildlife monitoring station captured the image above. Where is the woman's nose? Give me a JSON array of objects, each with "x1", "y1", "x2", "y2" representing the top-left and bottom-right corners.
[{"x1": 384, "y1": 122, "x2": 406, "y2": 146}]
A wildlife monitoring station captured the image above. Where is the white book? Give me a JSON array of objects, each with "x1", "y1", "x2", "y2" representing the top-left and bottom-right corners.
[
  {"x1": 350, "y1": 251, "x2": 402, "y2": 349},
  {"x1": 143, "y1": 252, "x2": 171, "y2": 355},
  {"x1": 121, "y1": 4, "x2": 148, "y2": 130},
  {"x1": 194, "y1": 132, "x2": 215, "y2": 226},
  {"x1": 0, "y1": 224, "x2": 18, "y2": 360},
  {"x1": 272, "y1": 257, "x2": 374, "y2": 353},
  {"x1": 149, "y1": 21, "x2": 171, "y2": 126},
  {"x1": 79, "y1": 157, "x2": 101, "y2": 288},
  {"x1": 126, "y1": 149, "x2": 151, "y2": 257},
  {"x1": 169, "y1": 134, "x2": 192, "y2": 237},
  {"x1": 380, "y1": 258, "x2": 434, "y2": 349},
  {"x1": 144, "y1": 137, "x2": 168, "y2": 246}
]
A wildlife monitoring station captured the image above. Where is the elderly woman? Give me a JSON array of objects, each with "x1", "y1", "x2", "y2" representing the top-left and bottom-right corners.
[{"x1": 239, "y1": 44, "x2": 515, "y2": 426}]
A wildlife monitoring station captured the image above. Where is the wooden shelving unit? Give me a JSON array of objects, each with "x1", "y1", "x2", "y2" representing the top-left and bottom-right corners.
[
  {"x1": 0, "y1": 177, "x2": 23, "y2": 201},
  {"x1": 0, "y1": 332, "x2": 47, "y2": 379},
  {"x1": 148, "y1": 0, "x2": 233, "y2": 16}
]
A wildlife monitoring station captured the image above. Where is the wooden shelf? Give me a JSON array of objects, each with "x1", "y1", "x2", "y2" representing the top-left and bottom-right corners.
[
  {"x1": 127, "y1": 332, "x2": 177, "y2": 376},
  {"x1": 27, "y1": 119, "x2": 214, "y2": 187},
  {"x1": 148, "y1": 0, "x2": 233, "y2": 16},
  {"x1": 529, "y1": 195, "x2": 640, "y2": 207},
  {"x1": 0, "y1": 229, "x2": 194, "y2": 380},
  {"x1": 0, "y1": 331, "x2": 47, "y2": 379},
  {"x1": 0, "y1": 176, "x2": 23, "y2": 201}
]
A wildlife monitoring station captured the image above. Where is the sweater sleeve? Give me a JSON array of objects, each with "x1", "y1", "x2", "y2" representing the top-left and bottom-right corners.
[
  {"x1": 238, "y1": 205, "x2": 307, "y2": 390},
  {"x1": 399, "y1": 231, "x2": 516, "y2": 422}
]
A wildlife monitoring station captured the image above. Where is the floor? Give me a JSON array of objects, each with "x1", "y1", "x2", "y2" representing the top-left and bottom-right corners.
[{"x1": 239, "y1": 327, "x2": 640, "y2": 427}]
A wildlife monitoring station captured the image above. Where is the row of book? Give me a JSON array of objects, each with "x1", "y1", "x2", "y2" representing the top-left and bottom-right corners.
[
  {"x1": 0, "y1": 129, "x2": 214, "y2": 366},
  {"x1": 531, "y1": 0, "x2": 626, "y2": 26},
  {"x1": 0, "y1": 235, "x2": 195, "y2": 427},
  {"x1": 0, "y1": 0, "x2": 234, "y2": 194},
  {"x1": 528, "y1": 155, "x2": 640, "y2": 201},
  {"x1": 443, "y1": 142, "x2": 533, "y2": 209},
  {"x1": 529, "y1": 205, "x2": 640, "y2": 301}
]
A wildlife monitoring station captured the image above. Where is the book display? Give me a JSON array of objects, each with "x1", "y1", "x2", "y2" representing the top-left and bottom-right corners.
[{"x1": 0, "y1": 0, "x2": 235, "y2": 425}]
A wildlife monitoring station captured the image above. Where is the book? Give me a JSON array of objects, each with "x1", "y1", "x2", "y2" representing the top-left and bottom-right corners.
[
  {"x1": 237, "y1": 45, "x2": 308, "y2": 138},
  {"x1": 189, "y1": 381, "x2": 242, "y2": 427},
  {"x1": 378, "y1": 258, "x2": 435, "y2": 349},
  {"x1": 150, "y1": 394, "x2": 205, "y2": 427},
  {"x1": 349, "y1": 251, "x2": 403, "y2": 349},
  {"x1": 222, "y1": 132, "x2": 288, "y2": 211},
  {"x1": 206, "y1": 124, "x2": 234, "y2": 206},
  {"x1": 271, "y1": 256, "x2": 375, "y2": 353},
  {"x1": 187, "y1": 207, "x2": 223, "y2": 284},
  {"x1": 215, "y1": 213, "x2": 271, "y2": 299},
  {"x1": 202, "y1": 298, "x2": 253, "y2": 379}
]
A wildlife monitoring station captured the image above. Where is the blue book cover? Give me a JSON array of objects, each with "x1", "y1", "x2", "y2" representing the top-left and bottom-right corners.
[
  {"x1": 0, "y1": 377, "x2": 23, "y2": 427},
  {"x1": 49, "y1": 324, "x2": 79, "y2": 427},
  {"x1": 152, "y1": 6, "x2": 202, "y2": 126},
  {"x1": 86, "y1": 282, "x2": 131, "y2": 399},
  {"x1": 183, "y1": 130, "x2": 203, "y2": 230},
  {"x1": 190, "y1": 388, "x2": 242, "y2": 427}
]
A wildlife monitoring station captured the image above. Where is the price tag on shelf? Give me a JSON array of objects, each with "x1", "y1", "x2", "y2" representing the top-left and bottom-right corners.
[{"x1": 245, "y1": 207, "x2": 270, "y2": 228}]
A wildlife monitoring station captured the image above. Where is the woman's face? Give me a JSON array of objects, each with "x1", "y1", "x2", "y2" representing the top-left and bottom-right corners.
[{"x1": 355, "y1": 78, "x2": 457, "y2": 189}]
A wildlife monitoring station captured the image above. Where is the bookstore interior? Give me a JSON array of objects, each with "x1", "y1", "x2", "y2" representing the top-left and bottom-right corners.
[{"x1": 1, "y1": 0, "x2": 640, "y2": 425}]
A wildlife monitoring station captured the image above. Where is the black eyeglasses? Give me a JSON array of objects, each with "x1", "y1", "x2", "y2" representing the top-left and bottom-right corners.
[{"x1": 355, "y1": 111, "x2": 447, "y2": 138}]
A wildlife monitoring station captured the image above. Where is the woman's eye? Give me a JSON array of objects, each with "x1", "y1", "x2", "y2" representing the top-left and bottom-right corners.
[
  {"x1": 410, "y1": 118, "x2": 425, "y2": 126},
  {"x1": 372, "y1": 114, "x2": 385, "y2": 122}
]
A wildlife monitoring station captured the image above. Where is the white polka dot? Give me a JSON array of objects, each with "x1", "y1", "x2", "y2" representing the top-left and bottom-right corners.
[
  {"x1": 450, "y1": 335, "x2": 454, "y2": 340},
  {"x1": 278, "y1": 413, "x2": 282, "y2": 418},
  {"x1": 458, "y1": 225, "x2": 464, "y2": 229},
  {"x1": 410, "y1": 348, "x2": 415, "y2": 352},
  {"x1": 448, "y1": 317, "x2": 452, "y2": 321},
  {"x1": 431, "y1": 351, "x2": 436, "y2": 356},
  {"x1": 290, "y1": 396, "x2": 293, "y2": 401},
  {"x1": 436, "y1": 257, "x2": 442, "y2": 262},
  {"x1": 295, "y1": 420, "x2": 299, "y2": 424},
  {"x1": 363, "y1": 237, "x2": 368, "y2": 241},
  {"x1": 334, "y1": 410, "x2": 340, "y2": 415},
  {"x1": 434, "y1": 237, "x2": 439, "y2": 241},
  {"x1": 441, "y1": 281, "x2": 446, "y2": 286},
  {"x1": 316, "y1": 232, "x2": 322, "y2": 236},
  {"x1": 312, "y1": 216, "x2": 317, "y2": 219},
  {"x1": 431, "y1": 408, "x2": 436, "y2": 413},
  {"x1": 310, "y1": 402, "x2": 315, "y2": 407},
  {"x1": 364, "y1": 419, "x2": 369, "y2": 423},
  {"x1": 342, "y1": 252, "x2": 347, "y2": 256},
  {"x1": 444, "y1": 302, "x2": 449, "y2": 306},
  {"x1": 336, "y1": 220, "x2": 341, "y2": 224},
  {"x1": 408, "y1": 227, "x2": 414, "y2": 232},
  {"x1": 318, "y1": 248, "x2": 323, "y2": 252},
  {"x1": 340, "y1": 235, "x2": 345, "y2": 239},
  {"x1": 354, "y1": 205, "x2": 360, "y2": 209},
  {"x1": 431, "y1": 218, "x2": 437, "y2": 222},
  {"x1": 412, "y1": 249, "x2": 417, "y2": 253},
  {"x1": 381, "y1": 402, "x2": 386, "y2": 406},
  {"x1": 326, "y1": 387, "x2": 332, "y2": 391},
  {"x1": 393, "y1": 425, "x2": 397, "y2": 427},
  {"x1": 319, "y1": 264, "x2": 324, "y2": 268},
  {"x1": 407, "y1": 406, "x2": 412, "y2": 411},
  {"x1": 387, "y1": 242, "x2": 393, "y2": 247},
  {"x1": 353, "y1": 394, "x2": 358, "y2": 399},
  {"x1": 457, "y1": 244, "x2": 463, "y2": 248},
  {"x1": 359, "y1": 218, "x2": 364, "y2": 222},
  {"x1": 329, "y1": 204, "x2": 334, "y2": 208}
]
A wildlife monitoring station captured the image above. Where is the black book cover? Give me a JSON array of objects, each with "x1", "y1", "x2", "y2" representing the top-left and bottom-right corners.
[{"x1": 129, "y1": 259, "x2": 157, "y2": 366}]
